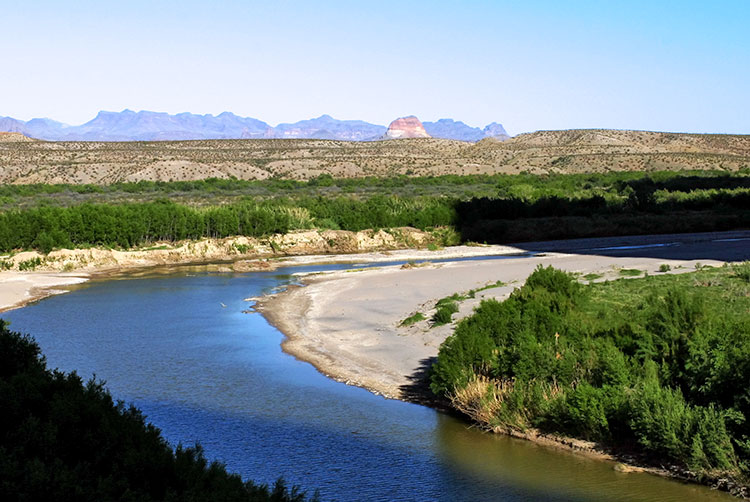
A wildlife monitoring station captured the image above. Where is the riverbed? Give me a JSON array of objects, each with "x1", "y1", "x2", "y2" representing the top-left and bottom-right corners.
[{"x1": 2, "y1": 261, "x2": 733, "y2": 501}]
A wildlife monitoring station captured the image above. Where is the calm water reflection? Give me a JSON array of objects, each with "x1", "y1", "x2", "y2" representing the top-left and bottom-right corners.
[{"x1": 4, "y1": 266, "x2": 733, "y2": 501}]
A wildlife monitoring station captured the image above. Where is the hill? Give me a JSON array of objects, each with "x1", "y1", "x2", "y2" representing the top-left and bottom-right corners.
[
  {"x1": 0, "y1": 129, "x2": 747, "y2": 185},
  {"x1": 0, "y1": 132, "x2": 35, "y2": 143}
]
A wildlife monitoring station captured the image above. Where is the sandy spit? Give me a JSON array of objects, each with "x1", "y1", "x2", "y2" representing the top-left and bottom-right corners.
[
  {"x1": 0, "y1": 271, "x2": 90, "y2": 313},
  {"x1": 258, "y1": 228, "x2": 750, "y2": 399},
  {"x1": 261, "y1": 229, "x2": 750, "y2": 399},
  {"x1": 258, "y1": 251, "x2": 726, "y2": 399}
]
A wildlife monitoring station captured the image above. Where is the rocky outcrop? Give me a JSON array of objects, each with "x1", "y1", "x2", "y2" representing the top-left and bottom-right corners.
[
  {"x1": 0, "y1": 132, "x2": 35, "y2": 142},
  {"x1": 482, "y1": 122, "x2": 510, "y2": 141},
  {"x1": 384, "y1": 116, "x2": 431, "y2": 139}
]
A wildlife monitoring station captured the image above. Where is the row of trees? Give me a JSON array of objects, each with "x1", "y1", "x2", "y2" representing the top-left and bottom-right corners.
[
  {"x1": 2, "y1": 171, "x2": 750, "y2": 253},
  {"x1": 431, "y1": 266, "x2": 750, "y2": 478},
  {"x1": 0, "y1": 196, "x2": 458, "y2": 252}
]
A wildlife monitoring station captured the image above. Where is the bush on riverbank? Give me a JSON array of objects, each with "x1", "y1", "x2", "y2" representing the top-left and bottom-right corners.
[
  {"x1": 0, "y1": 320, "x2": 317, "y2": 501},
  {"x1": 430, "y1": 265, "x2": 750, "y2": 479}
]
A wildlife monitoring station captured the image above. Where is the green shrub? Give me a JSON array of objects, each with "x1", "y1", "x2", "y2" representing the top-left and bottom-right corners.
[
  {"x1": 431, "y1": 301, "x2": 459, "y2": 326},
  {"x1": 431, "y1": 265, "x2": 750, "y2": 477},
  {"x1": 619, "y1": 268, "x2": 642, "y2": 277},
  {"x1": 18, "y1": 257, "x2": 43, "y2": 271},
  {"x1": 400, "y1": 312, "x2": 425, "y2": 326},
  {"x1": 733, "y1": 261, "x2": 750, "y2": 283},
  {"x1": 629, "y1": 379, "x2": 736, "y2": 473}
]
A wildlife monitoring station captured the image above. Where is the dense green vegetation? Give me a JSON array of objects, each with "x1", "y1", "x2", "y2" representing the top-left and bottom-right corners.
[
  {"x1": 0, "y1": 320, "x2": 317, "y2": 501},
  {"x1": 1, "y1": 170, "x2": 749, "y2": 253},
  {"x1": 430, "y1": 265, "x2": 750, "y2": 479},
  {"x1": 0, "y1": 197, "x2": 456, "y2": 253},
  {"x1": 3, "y1": 170, "x2": 749, "y2": 208}
]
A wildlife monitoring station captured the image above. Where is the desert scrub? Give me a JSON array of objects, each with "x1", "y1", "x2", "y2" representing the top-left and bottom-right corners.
[
  {"x1": 268, "y1": 240, "x2": 281, "y2": 253},
  {"x1": 431, "y1": 299, "x2": 460, "y2": 327},
  {"x1": 18, "y1": 257, "x2": 43, "y2": 271},
  {"x1": 429, "y1": 226, "x2": 460, "y2": 247},
  {"x1": 232, "y1": 243, "x2": 252, "y2": 254},
  {"x1": 618, "y1": 268, "x2": 642, "y2": 277},
  {"x1": 467, "y1": 280, "x2": 505, "y2": 298},
  {"x1": 732, "y1": 261, "x2": 750, "y2": 283},
  {"x1": 141, "y1": 244, "x2": 170, "y2": 251},
  {"x1": 400, "y1": 312, "x2": 426, "y2": 327}
]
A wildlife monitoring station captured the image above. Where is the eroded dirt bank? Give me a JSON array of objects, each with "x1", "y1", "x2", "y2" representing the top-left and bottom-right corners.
[{"x1": 0, "y1": 227, "x2": 510, "y2": 312}]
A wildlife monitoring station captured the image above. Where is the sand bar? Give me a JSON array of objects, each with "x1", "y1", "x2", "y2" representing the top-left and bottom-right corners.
[
  {"x1": 258, "y1": 231, "x2": 750, "y2": 399},
  {"x1": 0, "y1": 272, "x2": 89, "y2": 313}
]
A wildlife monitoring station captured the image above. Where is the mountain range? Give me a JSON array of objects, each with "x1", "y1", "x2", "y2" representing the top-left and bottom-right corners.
[{"x1": 0, "y1": 110, "x2": 509, "y2": 142}]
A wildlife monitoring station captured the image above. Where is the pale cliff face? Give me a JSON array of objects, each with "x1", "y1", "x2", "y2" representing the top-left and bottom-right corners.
[{"x1": 385, "y1": 116, "x2": 431, "y2": 139}]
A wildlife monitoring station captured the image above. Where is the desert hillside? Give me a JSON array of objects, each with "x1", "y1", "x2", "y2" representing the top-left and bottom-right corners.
[
  {"x1": 1, "y1": 130, "x2": 748, "y2": 185},
  {"x1": 0, "y1": 132, "x2": 36, "y2": 143}
]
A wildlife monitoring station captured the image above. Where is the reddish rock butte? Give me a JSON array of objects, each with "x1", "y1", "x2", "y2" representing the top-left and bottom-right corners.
[{"x1": 385, "y1": 116, "x2": 431, "y2": 139}]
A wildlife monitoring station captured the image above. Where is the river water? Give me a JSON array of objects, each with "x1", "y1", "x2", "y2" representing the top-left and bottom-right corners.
[{"x1": 3, "y1": 264, "x2": 733, "y2": 501}]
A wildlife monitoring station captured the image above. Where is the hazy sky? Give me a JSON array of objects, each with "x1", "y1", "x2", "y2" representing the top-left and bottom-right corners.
[{"x1": 3, "y1": 0, "x2": 749, "y2": 135}]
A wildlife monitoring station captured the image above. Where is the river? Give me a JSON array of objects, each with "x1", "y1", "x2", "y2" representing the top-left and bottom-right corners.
[{"x1": 3, "y1": 263, "x2": 733, "y2": 501}]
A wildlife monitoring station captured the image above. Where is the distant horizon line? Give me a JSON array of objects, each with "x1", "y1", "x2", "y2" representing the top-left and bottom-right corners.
[
  {"x1": 3, "y1": 109, "x2": 748, "y2": 138},
  {"x1": 3, "y1": 109, "x2": 507, "y2": 130}
]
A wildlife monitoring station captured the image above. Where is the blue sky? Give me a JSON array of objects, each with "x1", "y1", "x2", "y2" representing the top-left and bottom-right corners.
[{"x1": 3, "y1": 0, "x2": 749, "y2": 135}]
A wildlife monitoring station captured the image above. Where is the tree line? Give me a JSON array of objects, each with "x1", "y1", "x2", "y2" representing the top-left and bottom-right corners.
[
  {"x1": 2, "y1": 171, "x2": 750, "y2": 253},
  {"x1": 0, "y1": 197, "x2": 457, "y2": 252}
]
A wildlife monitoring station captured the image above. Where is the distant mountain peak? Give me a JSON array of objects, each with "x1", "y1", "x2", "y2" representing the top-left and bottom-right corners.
[
  {"x1": 422, "y1": 118, "x2": 510, "y2": 141},
  {"x1": 0, "y1": 110, "x2": 509, "y2": 142},
  {"x1": 385, "y1": 116, "x2": 430, "y2": 139},
  {"x1": 483, "y1": 122, "x2": 510, "y2": 140}
]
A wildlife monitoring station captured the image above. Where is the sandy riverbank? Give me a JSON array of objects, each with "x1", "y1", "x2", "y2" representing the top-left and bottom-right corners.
[
  {"x1": 256, "y1": 231, "x2": 750, "y2": 495},
  {"x1": 0, "y1": 271, "x2": 90, "y2": 312},
  {"x1": 0, "y1": 237, "x2": 520, "y2": 313},
  {"x1": 258, "y1": 250, "x2": 730, "y2": 399},
  {"x1": 258, "y1": 230, "x2": 750, "y2": 400}
]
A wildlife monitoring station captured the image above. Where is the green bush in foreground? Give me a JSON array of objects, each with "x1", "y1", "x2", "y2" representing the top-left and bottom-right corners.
[
  {"x1": 431, "y1": 265, "x2": 750, "y2": 478},
  {"x1": 0, "y1": 320, "x2": 317, "y2": 502}
]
